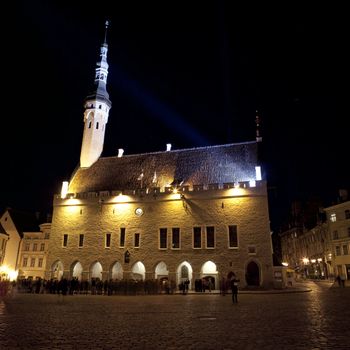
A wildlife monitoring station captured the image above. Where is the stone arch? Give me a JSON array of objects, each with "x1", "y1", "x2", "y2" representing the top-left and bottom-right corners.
[
  {"x1": 71, "y1": 261, "x2": 83, "y2": 281},
  {"x1": 90, "y1": 261, "x2": 103, "y2": 281},
  {"x1": 155, "y1": 261, "x2": 169, "y2": 291},
  {"x1": 131, "y1": 261, "x2": 145, "y2": 280},
  {"x1": 155, "y1": 261, "x2": 169, "y2": 279},
  {"x1": 245, "y1": 260, "x2": 260, "y2": 286},
  {"x1": 176, "y1": 261, "x2": 193, "y2": 289},
  {"x1": 110, "y1": 261, "x2": 123, "y2": 280},
  {"x1": 200, "y1": 260, "x2": 218, "y2": 290},
  {"x1": 51, "y1": 260, "x2": 64, "y2": 280}
]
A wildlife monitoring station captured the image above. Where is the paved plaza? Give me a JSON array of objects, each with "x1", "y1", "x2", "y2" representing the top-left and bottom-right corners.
[{"x1": 1, "y1": 281, "x2": 349, "y2": 349}]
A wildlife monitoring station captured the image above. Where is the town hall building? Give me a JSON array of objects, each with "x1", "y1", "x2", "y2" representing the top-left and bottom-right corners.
[{"x1": 45, "y1": 23, "x2": 274, "y2": 290}]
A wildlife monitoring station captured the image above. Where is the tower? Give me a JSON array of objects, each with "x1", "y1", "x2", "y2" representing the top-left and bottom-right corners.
[{"x1": 80, "y1": 21, "x2": 112, "y2": 168}]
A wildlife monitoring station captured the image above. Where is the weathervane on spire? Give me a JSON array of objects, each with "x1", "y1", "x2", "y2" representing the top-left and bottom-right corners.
[{"x1": 104, "y1": 20, "x2": 110, "y2": 44}]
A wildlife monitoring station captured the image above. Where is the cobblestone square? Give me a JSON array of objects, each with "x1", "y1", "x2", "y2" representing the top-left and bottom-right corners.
[{"x1": 1, "y1": 281, "x2": 349, "y2": 349}]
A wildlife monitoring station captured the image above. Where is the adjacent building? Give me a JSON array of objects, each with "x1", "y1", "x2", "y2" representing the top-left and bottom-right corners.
[
  {"x1": 0, "y1": 209, "x2": 51, "y2": 280},
  {"x1": 280, "y1": 199, "x2": 350, "y2": 281}
]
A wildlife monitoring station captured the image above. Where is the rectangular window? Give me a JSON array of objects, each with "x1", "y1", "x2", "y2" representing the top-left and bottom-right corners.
[
  {"x1": 172, "y1": 228, "x2": 180, "y2": 249},
  {"x1": 63, "y1": 234, "x2": 68, "y2": 247},
  {"x1": 333, "y1": 230, "x2": 339, "y2": 240},
  {"x1": 345, "y1": 210, "x2": 350, "y2": 219},
  {"x1": 33, "y1": 243, "x2": 37, "y2": 251},
  {"x1": 335, "y1": 246, "x2": 341, "y2": 256},
  {"x1": 120, "y1": 228, "x2": 125, "y2": 247},
  {"x1": 79, "y1": 234, "x2": 84, "y2": 247},
  {"x1": 228, "y1": 225, "x2": 238, "y2": 248},
  {"x1": 206, "y1": 226, "x2": 215, "y2": 248},
  {"x1": 23, "y1": 257, "x2": 28, "y2": 267},
  {"x1": 159, "y1": 228, "x2": 167, "y2": 249},
  {"x1": 134, "y1": 233, "x2": 140, "y2": 248},
  {"x1": 343, "y1": 245, "x2": 349, "y2": 255},
  {"x1": 193, "y1": 227, "x2": 201, "y2": 248},
  {"x1": 105, "y1": 233, "x2": 111, "y2": 248},
  {"x1": 40, "y1": 243, "x2": 45, "y2": 251},
  {"x1": 24, "y1": 243, "x2": 30, "y2": 251},
  {"x1": 38, "y1": 258, "x2": 43, "y2": 267},
  {"x1": 348, "y1": 227, "x2": 350, "y2": 238},
  {"x1": 45, "y1": 233, "x2": 50, "y2": 239},
  {"x1": 30, "y1": 258, "x2": 35, "y2": 267}
]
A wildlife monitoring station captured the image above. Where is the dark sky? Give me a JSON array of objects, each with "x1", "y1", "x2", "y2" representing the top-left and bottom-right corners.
[{"x1": 2, "y1": 1, "x2": 349, "y2": 232}]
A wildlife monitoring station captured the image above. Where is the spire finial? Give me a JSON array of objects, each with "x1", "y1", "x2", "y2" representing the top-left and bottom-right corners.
[
  {"x1": 255, "y1": 110, "x2": 262, "y2": 142},
  {"x1": 104, "y1": 20, "x2": 110, "y2": 44}
]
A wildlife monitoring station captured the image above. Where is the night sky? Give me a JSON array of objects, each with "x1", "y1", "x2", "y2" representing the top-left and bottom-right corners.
[{"x1": 2, "y1": 2, "x2": 349, "y2": 232}]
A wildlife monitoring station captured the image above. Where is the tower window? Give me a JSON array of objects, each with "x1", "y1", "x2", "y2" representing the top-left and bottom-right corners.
[
  {"x1": 88, "y1": 121, "x2": 92, "y2": 129},
  {"x1": 96, "y1": 122, "x2": 99, "y2": 129}
]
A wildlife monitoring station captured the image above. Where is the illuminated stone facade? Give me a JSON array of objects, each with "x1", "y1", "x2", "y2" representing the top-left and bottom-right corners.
[{"x1": 46, "y1": 167, "x2": 274, "y2": 289}]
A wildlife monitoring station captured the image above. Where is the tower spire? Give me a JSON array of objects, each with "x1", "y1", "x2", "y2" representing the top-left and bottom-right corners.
[{"x1": 80, "y1": 22, "x2": 112, "y2": 168}]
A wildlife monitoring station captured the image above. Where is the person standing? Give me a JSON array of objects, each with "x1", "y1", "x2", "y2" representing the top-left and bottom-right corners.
[{"x1": 230, "y1": 275, "x2": 239, "y2": 303}]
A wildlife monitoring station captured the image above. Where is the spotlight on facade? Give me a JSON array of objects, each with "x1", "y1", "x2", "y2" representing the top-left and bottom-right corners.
[
  {"x1": 61, "y1": 181, "x2": 69, "y2": 199},
  {"x1": 118, "y1": 148, "x2": 124, "y2": 157}
]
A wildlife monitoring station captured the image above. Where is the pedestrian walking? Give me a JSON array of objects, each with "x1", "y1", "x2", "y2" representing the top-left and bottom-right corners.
[
  {"x1": 340, "y1": 275, "x2": 346, "y2": 288},
  {"x1": 230, "y1": 275, "x2": 239, "y2": 303}
]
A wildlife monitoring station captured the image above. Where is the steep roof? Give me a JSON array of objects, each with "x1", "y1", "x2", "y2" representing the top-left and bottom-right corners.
[
  {"x1": 68, "y1": 141, "x2": 258, "y2": 194},
  {"x1": 0, "y1": 222, "x2": 8, "y2": 236}
]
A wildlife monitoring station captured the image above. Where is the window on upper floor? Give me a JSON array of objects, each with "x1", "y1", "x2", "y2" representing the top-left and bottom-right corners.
[
  {"x1": 343, "y1": 245, "x2": 349, "y2": 255},
  {"x1": 172, "y1": 228, "x2": 180, "y2": 249},
  {"x1": 228, "y1": 225, "x2": 238, "y2": 248},
  {"x1": 348, "y1": 227, "x2": 350, "y2": 238},
  {"x1": 345, "y1": 210, "x2": 350, "y2": 219},
  {"x1": 335, "y1": 246, "x2": 341, "y2": 256},
  {"x1": 134, "y1": 233, "x2": 140, "y2": 248},
  {"x1": 23, "y1": 257, "x2": 28, "y2": 267},
  {"x1": 79, "y1": 234, "x2": 84, "y2": 248},
  {"x1": 206, "y1": 226, "x2": 215, "y2": 248},
  {"x1": 33, "y1": 243, "x2": 37, "y2": 251},
  {"x1": 38, "y1": 258, "x2": 43, "y2": 267},
  {"x1": 105, "y1": 233, "x2": 111, "y2": 248},
  {"x1": 193, "y1": 227, "x2": 201, "y2": 249},
  {"x1": 24, "y1": 243, "x2": 30, "y2": 251},
  {"x1": 333, "y1": 231, "x2": 339, "y2": 240},
  {"x1": 63, "y1": 234, "x2": 68, "y2": 247},
  {"x1": 120, "y1": 228, "x2": 125, "y2": 247},
  {"x1": 40, "y1": 243, "x2": 45, "y2": 251},
  {"x1": 30, "y1": 258, "x2": 35, "y2": 267},
  {"x1": 159, "y1": 228, "x2": 167, "y2": 249}
]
